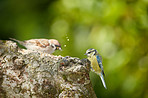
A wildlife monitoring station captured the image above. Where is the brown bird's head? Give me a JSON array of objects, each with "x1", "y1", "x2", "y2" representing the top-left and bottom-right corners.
[{"x1": 49, "y1": 39, "x2": 62, "y2": 51}]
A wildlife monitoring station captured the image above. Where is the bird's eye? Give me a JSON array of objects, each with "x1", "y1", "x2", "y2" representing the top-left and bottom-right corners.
[
  {"x1": 87, "y1": 52, "x2": 91, "y2": 54},
  {"x1": 51, "y1": 44, "x2": 55, "y2": 48}
]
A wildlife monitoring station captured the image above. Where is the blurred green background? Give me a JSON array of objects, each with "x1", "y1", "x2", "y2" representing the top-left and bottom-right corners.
[{"x1": 0, "y1": 0, "x2": 148, "y2": 98}]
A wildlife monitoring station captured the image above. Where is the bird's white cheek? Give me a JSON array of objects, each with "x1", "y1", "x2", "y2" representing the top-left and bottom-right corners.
[
  {"x1": 47, "y1": 46, "x2": 55, "y2": 53},
  {"x1": 88, "y1": 54, "x2": 91, "y2": 57}
]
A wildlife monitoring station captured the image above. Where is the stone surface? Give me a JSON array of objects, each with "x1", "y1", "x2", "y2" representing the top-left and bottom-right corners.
[{"x1": 0, "y1": 40, "x2": 97, "y2": 98}]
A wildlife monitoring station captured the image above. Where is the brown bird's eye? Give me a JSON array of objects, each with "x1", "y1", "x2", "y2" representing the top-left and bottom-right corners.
[{"x1": 51, "y1": 44, "x2": 55, "y2": 48}]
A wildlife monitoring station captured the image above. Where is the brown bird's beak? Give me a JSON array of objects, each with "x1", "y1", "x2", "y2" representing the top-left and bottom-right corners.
[{"x1": 56, "y1": 47, "x2": 62, "y2": 51}]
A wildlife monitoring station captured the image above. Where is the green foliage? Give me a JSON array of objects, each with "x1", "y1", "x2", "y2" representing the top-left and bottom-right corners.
[{"x1": 0, "y1": 0, "x2": 148, "y2": 97}]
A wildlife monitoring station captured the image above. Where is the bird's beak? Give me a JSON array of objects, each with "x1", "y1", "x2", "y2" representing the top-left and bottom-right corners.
[
  {"x1": 84, "y1": 53, "x2": 87, "y2": 55},
  {"x1": 56, "y1": 47, "x2": 62, "y2": 51}
]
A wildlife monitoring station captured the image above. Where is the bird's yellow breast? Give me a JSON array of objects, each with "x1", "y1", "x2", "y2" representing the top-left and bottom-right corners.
[{"x1": 88, "y1": 56, "x2": 101, "y2": 73}]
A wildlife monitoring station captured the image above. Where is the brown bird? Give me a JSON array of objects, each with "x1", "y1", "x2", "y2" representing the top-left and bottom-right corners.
[{"x1": 10, "y1": 38, "x2": 62, "y2": 54}]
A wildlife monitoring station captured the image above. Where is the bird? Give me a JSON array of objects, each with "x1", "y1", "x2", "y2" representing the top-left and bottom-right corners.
[
  {"x1": 85, "y1": 48, "x2": 107, "y2": 89},
  {"x1": 9, "y1": 38, "x2": 62, "y2": 54}
]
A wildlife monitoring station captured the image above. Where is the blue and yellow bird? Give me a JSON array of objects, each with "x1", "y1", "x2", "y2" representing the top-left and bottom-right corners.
[{"x1": 85, "y1": 48, "x2": 107, "y2": 89}]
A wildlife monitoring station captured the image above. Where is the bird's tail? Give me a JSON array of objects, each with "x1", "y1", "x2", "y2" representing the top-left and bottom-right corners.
[
  {"x1": 100, "y1": 73, "x2": 107, "y2": 89},
  {"x1": 9, "y1": 38, "x2": 24, "y2": 45}
]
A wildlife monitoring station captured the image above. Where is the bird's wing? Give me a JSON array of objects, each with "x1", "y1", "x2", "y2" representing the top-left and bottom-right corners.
[
  {"x1": 96, "y1": 55, "x2": 105, "y2": 76},
  {"x1": 25, "y1": 39, "x2": 50, "y2": 48}
]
